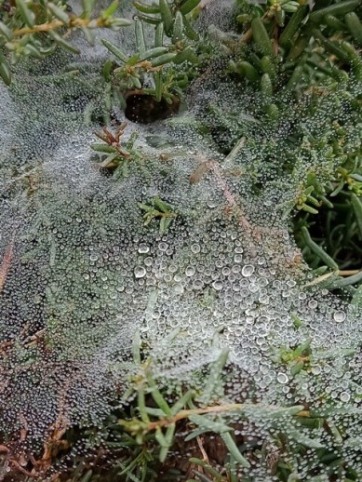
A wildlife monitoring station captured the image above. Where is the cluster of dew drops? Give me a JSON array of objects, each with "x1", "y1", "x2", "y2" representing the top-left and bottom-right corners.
[{"x1": 0, "y1": 6, "x2": 362, "y2": 478}]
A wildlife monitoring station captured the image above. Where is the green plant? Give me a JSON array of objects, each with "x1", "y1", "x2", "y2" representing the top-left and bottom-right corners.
[
  {"x1": 139, "y1": 196, "x2": 177, "y2": 234},
  {"x1": 91, "y1": 122, "x2": 144, "y2": 178},
  {"x1": 0, "y1": 0, "x2": 132, "y2": 84},
  {"x1": 101, "y1": 0, "x2": 202, "y2": 106},
  {"x1": 108, "y1": 349, "x2": 309, "y2": 480},
  {"x1": 190, "y1": 0, "x2": 362, "y2": 291}
]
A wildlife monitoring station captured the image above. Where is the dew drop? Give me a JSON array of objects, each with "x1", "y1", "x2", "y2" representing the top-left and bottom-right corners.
[
  {"x1": 340, "y1": 391, "x2": 350, "y2": 402},
  {"x1": 333, "y1": 311, "x2": 346, "y2": 323},
  {"x1": 134, "y1": 266, "x2": 146, "y2": 278},
  {"x1": 242, "y1": 264, "x2": 254, "y2": 277},
  {"x1": 138, "y1": 243, "x2": 150, "y2": 254},
  {"x1": 158, "y1": 242, "x2": 168, "y2": 251},
  {"x1": 185, "y1": 266, "x2": 195, "y2": 277},
  {"x1": 174, "y1": 284, "x2": 184, "y2": 294},
  {"x1": 144, "y1": 257, "x2": 153, "y2": 267},
  {"x1": 191, "y1": 243, "x2": 201, "y2": 254},
  {"x1": 212, "y1": 280, "x2": 223, "y2": 291},
  {"x1": 277, "y1": 372, "x2": 289, "y2": 384}
]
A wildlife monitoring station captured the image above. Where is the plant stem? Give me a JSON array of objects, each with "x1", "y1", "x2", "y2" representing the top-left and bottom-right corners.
[
  {"x1": 144, "y1": 403, "x2": 306, "y2": 431},
  {"x1": 13, "y1": 17, "x2": 109, "y2": 37}
]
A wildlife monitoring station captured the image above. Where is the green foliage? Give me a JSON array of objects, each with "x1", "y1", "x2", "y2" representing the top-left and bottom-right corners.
[
  {"x1": 198, "y1": 0, "x2": 362, "y2": 289},
  {"x1": 101, "y1": 0, "x2": 202, "y2": 103},
  {"x1": 0, "y1": 0, "x2": 132, "y2": 84},
  {"x1": 233, "y1": 0, "x2": 362, "y2": 92},
  {"x1": 91, "y1": 123, "x2": 144, "y2": 178},
  {"x1": 139, "y1": 196, "x2": 177, "y2": 234},
  {"x1": 56, "y1": 344, "x2": 362, "y2": 481}
]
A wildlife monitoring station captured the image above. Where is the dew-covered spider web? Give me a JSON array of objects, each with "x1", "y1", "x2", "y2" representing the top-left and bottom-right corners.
[{"x1": 1, "y1": 1, "x2": 362, "y2": 481}]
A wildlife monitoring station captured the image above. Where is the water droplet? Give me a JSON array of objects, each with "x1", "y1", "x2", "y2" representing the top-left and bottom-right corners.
[
  {"x1": 340, "y1": 391, "x2": 350, "y2": 402},
  {"x1": 242, "y1": 265, "x2": 254, "y2": 277},
  {"x1": 334, "y1": 311, "x2": 346, "y2": 323},
  {"x1": 138, "y1": 243, "x2": 150, "y2": 254},
  {"x1": 277, "y1": 372, "x2": 289, "y2": 384},
  {"x1": 193, "y1": 279, "x2": 203, "y2": 290},
  {"x1": 174, "y1": 284, "x2": 184, "y2": 294},
  {"x1": 185, "y1": 266, "x2": 195, "y2": 277},
  {"x1": 191, "y1": 243, "x2": 201, "y2": 254},
  {"x1": 144, "y1": 257, "x2": 153, "y2": 267},
  {"x1": 158, "y1": 242, "x2": 168, "y2": 251},
  {"x1": 134, "y1": 266, "x2": 146, "y2": 278},
  {"x1": 212, "y1": 280, "x2": 223, "y2": 291},
  {"x1": 259, "y1": 294, "x2": 269, "y2": 304}
]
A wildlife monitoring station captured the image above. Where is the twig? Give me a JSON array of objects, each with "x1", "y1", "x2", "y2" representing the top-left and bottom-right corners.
[
  {"x1": 338, "y1": 269, "x2": 361, "y2": 276},
  {"x1": 143, "y1": 403, "x2": 305, "y2": 431},
  {"x1": 0, "y1": 235, "x2": 15, "y2": 293},
  {"x1": 13, "y1": 17, "x2": 110, "y2": 38},
  {"x1": 200, "y1": 156, "x2": 253, "y2": 234},
  {"x1": 196, "y1": 436, "x2": 210, "y2": 463}
]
